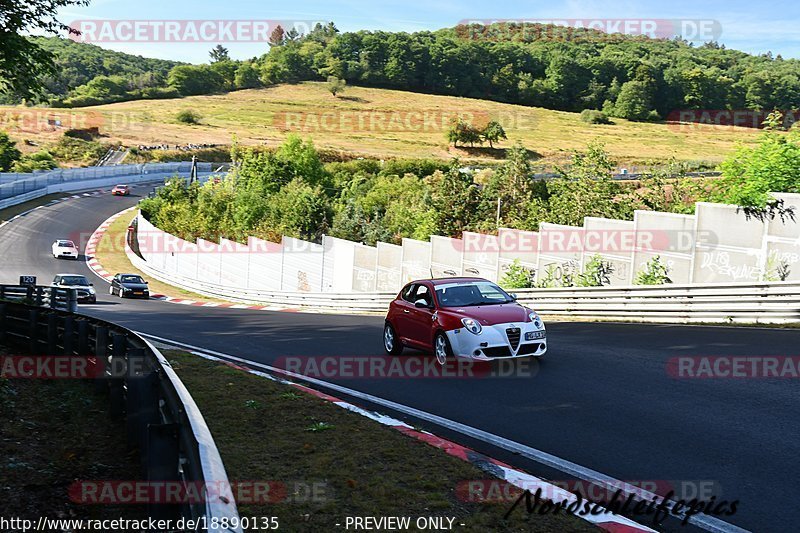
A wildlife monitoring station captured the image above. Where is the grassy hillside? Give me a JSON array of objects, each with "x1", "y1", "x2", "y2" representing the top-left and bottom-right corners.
[{"x1": 1, "y1": 82, "x2": 764, "y2": 165}]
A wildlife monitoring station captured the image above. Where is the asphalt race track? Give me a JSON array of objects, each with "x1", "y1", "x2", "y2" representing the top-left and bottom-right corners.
[{"x1": 1, "y1": 190, "x2": 797, "y2": 532}]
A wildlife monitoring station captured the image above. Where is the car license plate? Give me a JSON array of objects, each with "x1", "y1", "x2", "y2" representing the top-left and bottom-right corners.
[
  {"x1": 134, "y1": 291, "x2": 143, "y2": 295},
  {"x1": 525, "y1": 331, "x2": 546, "y2": 340}
]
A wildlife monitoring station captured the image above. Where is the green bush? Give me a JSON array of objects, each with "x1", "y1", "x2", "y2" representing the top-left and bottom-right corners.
[
  {"x1": 575, "y1": 254, "x2": 615, "y2": 287},
  {"x1": 176, "y1": 109, "x2": 202, "y2": 124},
  {"x1": 500, "y1": 259, "x2": 534, "y2": 289},
  {"x1": 580, "y1": 109, "x2": 612, "y2": 125},
  {"x1": 634, "y1": 256, "x2": 672, "y2": 285}
]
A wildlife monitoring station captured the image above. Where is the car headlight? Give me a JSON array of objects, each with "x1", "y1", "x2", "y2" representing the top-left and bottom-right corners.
[
  {"x1": 461, "y1": 317, "x2": 482, "y2": 335},
  {"x1": 529, "y1": 311, "x2": 544, "y2": 329},
  {"x1": 88, "y1": 287, "x2": 95, "y2": 294}
]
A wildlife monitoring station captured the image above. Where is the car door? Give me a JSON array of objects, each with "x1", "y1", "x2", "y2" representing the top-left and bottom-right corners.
[
  {"x1": 392, "y1": 283, "x2": 417, "y2": 345},
  {"x1": 406, "y1": 283, "x2": 436, "y2": 349}
]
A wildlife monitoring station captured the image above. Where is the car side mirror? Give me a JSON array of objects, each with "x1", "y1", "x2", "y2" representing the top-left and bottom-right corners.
[
  {"x1": 509, "y1": 293, "x2": 518, "y2": 301},
  {"x1": 90, "y1": 283, "x2": 94, "y2": 286},
  {"x1": 414, "y1": 299, "x2": 431, "y2": 309}
]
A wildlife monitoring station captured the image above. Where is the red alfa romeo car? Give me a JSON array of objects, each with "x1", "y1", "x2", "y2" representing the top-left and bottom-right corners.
[
  {"x1": 111, "y1": 184, "x2": 130, "y2": 196},
  {"x1": 384, "y1": 277, "x2": 547, "y2": 364}
]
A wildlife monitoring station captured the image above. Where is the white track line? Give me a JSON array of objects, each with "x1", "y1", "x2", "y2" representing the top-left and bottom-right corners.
[{"x1": 139, "y1": 332, "x2": 750, "y2": 533}]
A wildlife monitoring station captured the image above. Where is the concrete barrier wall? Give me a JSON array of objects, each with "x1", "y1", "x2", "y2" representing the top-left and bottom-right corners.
[{"x1": 130, "y1": 189, "x2": 800, "y2": 294}]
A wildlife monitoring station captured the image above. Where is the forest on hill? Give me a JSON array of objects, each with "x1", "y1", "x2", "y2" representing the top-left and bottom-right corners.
[{"x1": 5, "y1": 23, "x2": 800, "y2": 123}]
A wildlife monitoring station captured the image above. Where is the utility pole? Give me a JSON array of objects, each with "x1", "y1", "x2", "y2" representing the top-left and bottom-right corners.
[{"x1": 190, "y1": 155, "x2": 198, "y2": 184}]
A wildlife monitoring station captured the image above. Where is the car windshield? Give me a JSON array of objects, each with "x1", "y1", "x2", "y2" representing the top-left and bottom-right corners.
[
  {"x1": 57, "y1": 240, "x2": 75, "y2": 247},
  {"x1": 120, "y1": 275, "x2": 144, "y2": 283},
  {"x1": 61, "y1": 276, "x2": 89, "y2": 286},
  {"x1": 435, "y1": 281, "x2": 513, "y2": 307}
]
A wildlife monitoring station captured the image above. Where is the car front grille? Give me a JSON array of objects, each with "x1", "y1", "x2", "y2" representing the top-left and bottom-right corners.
[
  {"x1": 482, "y1": 346, "x2": 512, "y2": 358},
  {"x1": 517, "y1": 343, "x2": 542, "y2": 355},
  {"x1": 506, "y1": 327, "x2": 521, "y2": 350}
]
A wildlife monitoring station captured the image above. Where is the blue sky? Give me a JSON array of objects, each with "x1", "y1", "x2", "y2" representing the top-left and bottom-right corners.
[{"x1": 56, "y1": 0, "x2": 800, "y2": 63}]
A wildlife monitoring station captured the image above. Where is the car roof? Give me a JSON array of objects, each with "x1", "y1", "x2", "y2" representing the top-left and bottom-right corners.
[
  {"x1": 409, "y1": 277, "x2": 489, "y2": 286},
  {"x1": 116, "y1": 273, "x2": 141, "y2": 277},
  {"x1": 115, "y1": 184, "x2": 129, "y2": 187},
  {"x1": 55, "y1": 273, "x2": 87, "y2": 277}
]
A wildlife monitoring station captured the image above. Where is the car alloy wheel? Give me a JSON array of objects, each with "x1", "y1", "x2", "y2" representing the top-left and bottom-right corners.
[
  {"x1": 384, "y1": 323, "x2": 403, "y2": 355},
  {"x1": 434, "y1": 333, "x2": 450, "y2": 365}
]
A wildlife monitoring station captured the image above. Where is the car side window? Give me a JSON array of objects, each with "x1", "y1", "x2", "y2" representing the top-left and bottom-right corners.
[
  {"x1": 413, "y1": 285, "x2": 433, "y2": 306},
  {"x1": 400, "y1": 284, "x2": 416, "y2": 303}
]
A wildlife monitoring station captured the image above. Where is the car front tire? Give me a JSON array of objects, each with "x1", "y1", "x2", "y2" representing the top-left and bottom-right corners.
[
  {"x1": 434, "y1": 332, "x2": 453, "y2": 365},
  {"x1": 383, "y1": 322, "x2": 403, "y2": 355}
]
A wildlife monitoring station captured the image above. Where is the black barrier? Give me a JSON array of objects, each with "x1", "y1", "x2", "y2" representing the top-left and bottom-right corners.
[{"x1": 0, "y1": 298, "x2": 242, "y2": 532}]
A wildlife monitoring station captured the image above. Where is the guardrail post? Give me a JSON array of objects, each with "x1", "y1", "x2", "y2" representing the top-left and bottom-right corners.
[
  {"x1": 94, "y1": 326, "x2": 109, "y2": 393},
  {"x1": 77, "y1": 320, "x2": 88, "y2": 357},
  {"x1": 0, "y1": 286, "x2": 5, "y2": 300},
  {"x1": 47, "y1": 313, "x2": 57, "y2": 355},
  {"x1": 109, "y1": 333, "x2": 127, "y2": 418},
  {"x1": 67, "y1": 289, "x2": 77, "y2": 313},
  {"x1": 48, "y1": 287, "x2": 57, "y2": 309},
  {"x1": 25, "y1": 286, "x2": 33, "y2": 301},
  {"x1": 62, "y1": 315, "x2": 74, "y2": 356},
  {"x1": 146, "y1": 423, "x2": 181, "y2": 522},
  {"x1": 0, "y1": 303, "x2": 5, "y2": 345},
  {"x1": 35, "y1": 287, "x2": 44, "y2": 307},
  {"x1": 28, "y1": 309, "x2": 38, "y2": 353}
]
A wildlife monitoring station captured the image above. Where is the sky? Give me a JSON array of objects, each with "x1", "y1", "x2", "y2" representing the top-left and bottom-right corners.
[{"x1": 54, "y1": 0, "x2": 800, "y2": 63}]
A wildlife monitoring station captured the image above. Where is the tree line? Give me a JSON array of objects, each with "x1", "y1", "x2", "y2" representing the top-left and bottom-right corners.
[{"x1": 5, "y1": 22, "x2": 800, "y2": 121}]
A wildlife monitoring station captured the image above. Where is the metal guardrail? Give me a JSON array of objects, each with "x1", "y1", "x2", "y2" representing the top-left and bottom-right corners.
[
  {"x1": 0, "y1": 291, "x2": 242, "y2": 532},
  {"x1": 0, "y1": 284, "x2": 78, "y2": 312},
  {"x1": 125, "y1": 229, "x2": 800, "y2": 323}
]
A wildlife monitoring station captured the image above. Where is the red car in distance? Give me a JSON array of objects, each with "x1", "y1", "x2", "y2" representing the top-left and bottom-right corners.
[
  {"x1": 383, "y1": 277, "x2": 547, "y2": 365},
  {"x1": 111, "y1": 184, "x2": 130, "y2": 196}
]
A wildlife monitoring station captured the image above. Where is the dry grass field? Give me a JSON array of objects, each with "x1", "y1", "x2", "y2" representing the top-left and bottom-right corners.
[{"x1": 1, "y1": 82, "x2": 764, "y2": 165}]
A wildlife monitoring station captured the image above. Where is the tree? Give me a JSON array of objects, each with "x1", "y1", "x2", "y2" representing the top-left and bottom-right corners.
[
  {"x1": 481, "y1": 121, "x2": 507, "y2": 148},
  {"x1": 717, "y1": 115, "x2": 800, "y2": 208},
  {"x1": 0, "y1": 132, "x2": 22, "y2": 171},
  {"x1": 326, "y1": 76, "x2": 346, "y2": 97},
  {"x1": 167, "y1": 64, "x2": 225, "y2": 96},
  {"x1": 269, "y1": 25, "x2": 286, "y2": 47},
  {"x1": 234, "y1": 62, "x2": 262, "y2": 89},
  {"x1": 0, "y1": 0, "x2": 88, "y2": 99},
  {"x1": 209, "y1": 45, "x2": 230, "y2": 63},
  {"x1": 447, "y1": 117, "x2": 482, "y2": 147},
  {"x1": 612, "y1": 80, "x2": 655, "y2": 121}
]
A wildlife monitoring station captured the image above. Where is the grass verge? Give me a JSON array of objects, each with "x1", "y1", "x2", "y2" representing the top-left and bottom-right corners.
[
  {"x1": 166, "y1": 349, "x2": 598, "y2": 532},
  {"x1": 0, "y1": 347, "x2": 144, "y2": 520}
]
